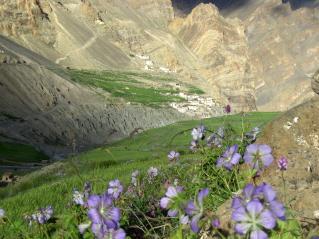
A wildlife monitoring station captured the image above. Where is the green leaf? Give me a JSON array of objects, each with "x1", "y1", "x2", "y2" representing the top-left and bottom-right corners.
[{"x1": 170, "y1": 226, "x2": 183, "y2": 239}]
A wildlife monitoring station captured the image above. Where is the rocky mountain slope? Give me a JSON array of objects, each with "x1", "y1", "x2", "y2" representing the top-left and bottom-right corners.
[
  {"x1": 222, "y1": 0, "x2": 319, "y2": 111},
  {"x1": 0, "y1": 0, "x2": 257, "y2": 111},
  {"x1": 0, "y1": 38, "x2": 188, "y2": 158}
]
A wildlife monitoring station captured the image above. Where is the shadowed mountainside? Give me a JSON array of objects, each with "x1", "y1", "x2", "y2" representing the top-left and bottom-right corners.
[{"x1": 0, "y1": 38, "x2": 188, "y2": 158}]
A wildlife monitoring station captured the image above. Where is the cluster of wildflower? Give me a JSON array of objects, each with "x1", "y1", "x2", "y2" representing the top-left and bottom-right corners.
[
  {"x1": 25, "y1": 206, "x2": 53, "y2": 226},
  {"x1": 216, "y1": 144, "x2": 241, "y2": 170},
  {"x1": 79, "y1": 179, "x2": 125, "y2": 239},
  {"x1": 185, "y1": 188, "x2": 209, "y2": 233},
  {"x1": 167, "y1": 151, "x2": 180, "y2": 162},
  {"x1": 108, "y1": 179, "x2": 123, "y2": 200},
  {"x1": 160, "y1": 186, "x2": 184, "y2": 218},
  {"x1": 231, "y1": 183, "x2": 286, "y2": 238},
  {"x1": 216, "y1": 142, "x2": 275, "y2": 174},
  {"x1": 73, "y1": 181, "x2": 92, "y2": 206}
]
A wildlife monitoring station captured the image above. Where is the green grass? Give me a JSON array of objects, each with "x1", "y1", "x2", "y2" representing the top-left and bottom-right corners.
[
  {"x1": 0, "y1": 142, "x2": 48, "y2": 164},
  {"x1": 68, "y1": 69, "x2": 204, "y2": 107},
  {"x1": 0, "y1": 112, "x2": 279, "y2": 230}
]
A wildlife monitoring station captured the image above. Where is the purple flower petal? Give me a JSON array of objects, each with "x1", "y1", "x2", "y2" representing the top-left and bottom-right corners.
[
  {"x1": 231, "y1": 153, "x2": 241, "y2": 165},
  {"x1": 246, "y1": 200, "x2": 263, "y2": 218},
  {"x1": 259, "y1": 209, "x2": 276, "y2": 230},
  {"x1": 88, "y1": 208, "x2": 102, "y2": 224},
  {"x1": 259, "y1": 145, "x2": 272, "y2": 154},
  {"x1": 180, "y1": 215, "x2": 189, "y2": 224},
  {"x1": 160, "y1": 197, "x2": 170, "y2": 209},
  {"x1": 190, "y1": 214, "x2": 201, "y2": 233},
  {"x1": 262, "y1": 183, "x2": 276, "y2": 202},
  {"x1": 235, "y1": 222, "x2": 251, "y2": 235},
  {"x1": 166, "y1": 186, "x2": 178, "y2": 198},
  {"x1": 243, "y1": 183, "x2": 255, "y2": 200},
  {"x1": 88, "y1": 195, "x2": 100, "y2": 208},
  {"x1": 113, "y1": 228, "x2": 126, "y2": 239},
  {"x1": 232, "y1": 206, "x2": 248, "y2": 222},
  {"x1": 197, "y1": 188, "x2": 209, "y2": 206},
  {"x1": 185, "y1": 201, "x2": 197, "y2": 215},
  {"x1": 246, "y1": 144, "x2": 259, "y2": 154},
  {"x1": 269, "y1": 200, "x2": 285, "y2": 219},
  {"x1": 231, "y1": 197, "x2": 242, "y2": 209},
  {"x1": 250, "y1": 229, "x2": 268, "y2": 239},
  {"x1": 108, "y1": 207, "x2": 120, "y2": 222},
  {"x1": 261, "y1": 154, "x2": 274, "y2": 167},
  {"x1": 168, "y1": 209, "x2": 178, "y2": 217}
]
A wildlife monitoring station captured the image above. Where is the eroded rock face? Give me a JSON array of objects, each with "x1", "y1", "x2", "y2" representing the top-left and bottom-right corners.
[
  {"x1": 171, "y1": 3, "x2": 256, "y2": 111},
  {"x1": 225, "y1": 0, "x2": 319, "y2": 111},
  {"x1": 0, "y1": 0, "x2": 56, "y2": 45},
  {"x1": 257, "y1": 97, "x2": 319, "y2": 219}
]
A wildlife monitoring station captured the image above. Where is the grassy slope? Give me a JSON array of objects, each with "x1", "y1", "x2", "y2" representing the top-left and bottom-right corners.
[
  {"x1": 0, "y1": 142, "x2": 48, "y2": 164},
  {"x1": 0, "y1": 112, "x2": 279, "y2": 223},
  {"x1": 68, "y1": 69, "x2": 204, "y2": 107}
]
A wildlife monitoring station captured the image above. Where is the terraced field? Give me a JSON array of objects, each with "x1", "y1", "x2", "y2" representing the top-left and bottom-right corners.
[{"x1": 68, "y1": 69, "x2": 204, "y2": 107}]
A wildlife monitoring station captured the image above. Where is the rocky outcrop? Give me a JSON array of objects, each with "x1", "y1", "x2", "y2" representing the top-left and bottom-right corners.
[
  {"x1": 0, "y1": 0, "x2": 56, "y2": 45},
  {"x1": 170, "y1": 3, "x2": 256, "y2": 111},
  {"x1": 312, "y1": 70, "x2": 319, "y2": 95},
  {"x1": 217, "y1": 97, "x2": 319, "y2": 229},
  {"x1": 224, "y1": 0, "x2": 319, "y2": 111}
]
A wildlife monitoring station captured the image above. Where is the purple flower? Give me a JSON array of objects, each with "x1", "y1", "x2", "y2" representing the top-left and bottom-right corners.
[
  {"x1": 277, "y1": 156, "x2": 288, "y2": 171},
  {"x1": 180, "y1": 214, "x2": 189, "y2": 225},
  {"x1": 190, "y1": 141, "x2": 198, "y2": 152},
  {"x1": 244, "y1": 144, "x2": 274, "y2": 173},
  {"x1": 73, "y1": 190, "x2": 85, "y2": 206},
  {"x1": 91, "y1": 223, "x2": 126, "y2": 239},
  {"x1": 212, "y1": 219, "x2": 221, "y2": 228},
  {"x1": 0, "y1": 208, "x2": 5, "y2": 219},
  {"x1": 224, "y1": 104, "x2": 231, "y2": 114},
  {"x1": 168, "y1": 151, "x2": 180, "y2": 162},
  {"x1": 87, "y1": 194, "x2": 120, "y2": 230},
  {"x1": 160, "y1": 186, "x2": 183, "y2": 217},
  {"x1": 31, "y1": 206, "x2": 53, "y2": 224},
  {"x1": 131, "y1": 170, "x2": 139, "y2": 186},
  {"x1": 185, "y1": 188, "x2": 209, "y2": 233},
  {"x1": 232, "y1": 199, "x2": 276, "y2": 238},
  {"x1": 108, "y1": 179, "x2": 123, "y2": 199},
  {"x1": 217, "y1": 144, "x2": 241, "y2": 170},
  {"x1": 232, "y1": 183, "x2": 286, "y2": 221},
  {"x1": 192, "y1": 125, "x2": 205, "y2": 141},
  {"x1": 147, "y1": 167, "x2": 158, "y2": 179}
]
